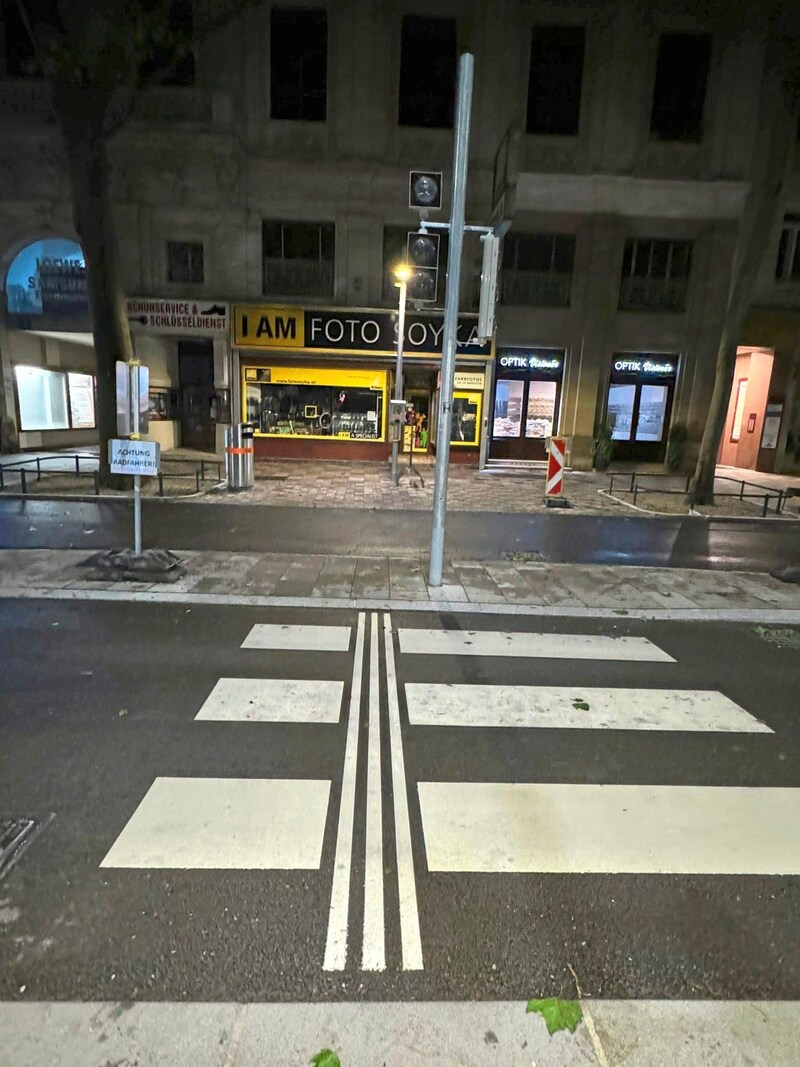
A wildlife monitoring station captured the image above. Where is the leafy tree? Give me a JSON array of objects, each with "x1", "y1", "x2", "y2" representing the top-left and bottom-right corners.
[
  {"x1": 11, "y1": 0, "x2": 220, "y2": 482},
  {"x1": 688, "y1": 36, "x2": 800, "y2": 505}
]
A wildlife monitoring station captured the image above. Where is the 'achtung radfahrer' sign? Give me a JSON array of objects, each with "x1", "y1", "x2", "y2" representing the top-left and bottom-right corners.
[
  {"x1": 108, "y1": 439, "x2": 160, "y2": 477},
  {"x1": 234, "y1": 305, "x2": 492, "y2": 358}
]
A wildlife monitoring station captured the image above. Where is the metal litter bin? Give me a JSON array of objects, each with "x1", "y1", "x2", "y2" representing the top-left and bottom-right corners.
[{"x1": 226, "y1": 422, "x2": 255, "y2": 491}]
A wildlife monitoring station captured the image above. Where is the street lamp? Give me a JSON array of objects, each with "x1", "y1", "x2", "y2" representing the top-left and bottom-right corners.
[{"x1": 391, "y1": 262, "x2": 410, "y2": 486}]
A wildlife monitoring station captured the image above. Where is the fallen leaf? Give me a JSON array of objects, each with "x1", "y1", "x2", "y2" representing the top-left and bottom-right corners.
[
  {"x1": 118, "y1": 708, "x2": 128, "y2": 718},
  {"x1": 310, "y1": 1051, "x2": 341, "y2": 1067},
  {"x1": 572, "y1": 699, "x2": 590, "y2": 711},
  {"x1": 526, "y1": 997, "x2": 582, "y2": 1036}
]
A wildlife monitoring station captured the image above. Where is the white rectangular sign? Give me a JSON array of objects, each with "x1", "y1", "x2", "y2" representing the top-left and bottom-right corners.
[
  {"x1": 116, "y1": 362, "x2": 149, "y2": 437},
  {"x1": 127, "y1": 298, "x2": 228, "y2": 335},
  {"x1": 108, "y1": 439, "x2": 160, "y2": 477}
]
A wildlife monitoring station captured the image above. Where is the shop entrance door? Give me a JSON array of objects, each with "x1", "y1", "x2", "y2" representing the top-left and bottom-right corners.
[
  {"x1": 179, "y1": 340, "x2": 215, "y2": 451},
  {"x1": 490, "y1": 376, "x2": 560, "y2": 461},
  {"x1": 607, "y1": 381, "x2": 673, "y2": 462},
  {"x1": 404, "y1": 388, "x2": 431, "y2": 453}
]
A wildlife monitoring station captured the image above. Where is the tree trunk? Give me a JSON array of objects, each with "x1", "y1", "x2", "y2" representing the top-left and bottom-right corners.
[
  {"x1": 58, "y1": 92, "x2": 134, "y2": 486},
  {"x1": 688, "y1": 49, "x2": 798, "y2": 505}
]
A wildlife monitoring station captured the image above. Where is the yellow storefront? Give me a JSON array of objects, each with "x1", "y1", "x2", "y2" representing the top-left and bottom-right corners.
[{"x1": 234, "y1": 303, "x2": 493, "y2": 463}]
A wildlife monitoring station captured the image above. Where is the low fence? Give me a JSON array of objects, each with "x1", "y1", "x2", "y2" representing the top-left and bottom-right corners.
[
  {"x1": 0, "y1": 454, "x2": 222, "y2": 498},
  {"x1": 607, "y1": 471, "x2": 789, "y2": 518}
]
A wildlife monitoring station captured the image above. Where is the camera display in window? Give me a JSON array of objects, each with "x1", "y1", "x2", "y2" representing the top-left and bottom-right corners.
[{"x1": 245, "y1": 382, "x2": 384, "y2": 439}]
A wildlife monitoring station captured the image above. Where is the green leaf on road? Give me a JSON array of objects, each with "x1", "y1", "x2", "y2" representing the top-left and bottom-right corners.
[
  {"x1": 526, "y1": 997, "x2": 583, "y2": 1035},
  {"x1": 753, "y1": 626, "x2": 800, "y2": 649},
  {"x1": 572, "y1": 699, "x2": 590, "y2": 711},
  {"x1": 311, "y1": 1051, "x2": 341, "y2": 1067}
]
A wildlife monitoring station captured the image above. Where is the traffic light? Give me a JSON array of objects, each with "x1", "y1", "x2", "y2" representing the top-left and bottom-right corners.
[
  {"x1": 406, "y1": 230, "x2": 440, "y2": 303},
  {"x1": 477, "y1": 234, "x2": 501, "y2": 342},
  {"x1": 409, "y1": 170, "x2": 442, "y2": 210}
]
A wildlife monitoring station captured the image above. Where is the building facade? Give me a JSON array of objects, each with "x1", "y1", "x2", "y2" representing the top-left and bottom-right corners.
[{"x1": 0, "y1": 0, "x2": 798, "y2": 471}]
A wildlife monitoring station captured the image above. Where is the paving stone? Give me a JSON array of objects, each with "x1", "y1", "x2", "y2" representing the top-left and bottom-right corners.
[
  {"x1": 312, "y1": 556, "x2": 358, "y2": 598},
  {"x1": 351, "y1": 557, "x2": 390, "y2": 598},
  {"x1": 389, "y1": 557, "x2": 429, "y2": 599}
]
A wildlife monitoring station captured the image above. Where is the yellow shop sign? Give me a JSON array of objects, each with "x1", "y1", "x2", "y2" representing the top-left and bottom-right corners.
[{"x1": 234, "y1": 306, "x2": 303, "y2": 347}]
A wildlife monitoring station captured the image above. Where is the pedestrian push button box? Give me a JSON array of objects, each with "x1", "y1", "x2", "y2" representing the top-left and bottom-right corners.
[{"x1": 389, "y1": 399, "x2": 405, "y2": 443}]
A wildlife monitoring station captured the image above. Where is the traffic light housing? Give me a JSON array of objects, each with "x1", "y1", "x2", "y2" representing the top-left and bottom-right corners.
[
  {"x1": 409, "y1": 170, "x2": 442, "y2": 210},
  {"x1": 406, "y1": 230, "x2": 440, "y2": 303},
  {"x1": 477, "y1": 234, "x2": 501, "y2": 342}
]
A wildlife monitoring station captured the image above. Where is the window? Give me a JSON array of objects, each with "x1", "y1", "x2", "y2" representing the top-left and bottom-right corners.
[
  {"x1": 263, "y1": 220, "x2": 334, "y2": 297},
  {"x1": 166, "y1": 240, "x2": 204, "y2": 284},
  {"x1": 244, "y1": 367, "x2": 385, "y2": 440},
  {"x1": 607, "y1": 383, "x2": 636, "y2": 441},
  {"x1": 398, "y1": 15, "x2": 457, "y2": 129},
  {"x1": 270, "y1": 8, "x2": 328, "y2": 121},
  {"x1": 776, "y1": 214, "x2": 800, "y2": 283},
  {"x1": 67, "y1": 372, "x2": 96, "y2": 429},
  {"x1": 14, "y1": 365, "x2": 96, "y2": 431},
  {"x1": 382, "y1": 227, "x2": 408, "y2": 302},
  {"x1": 526, "y1": 26, "x2": 585, "y2": 136},
  {"x1": 619, "y1": 238, "x2": 692, "y2": 311},
  {"x1": 650, "y1": 32, "x2": 711, "y2": 142},
  {"x1": 139, "y1": 0, "x2": 195, "y2": 86},
  {"x1": 500, "y1": 233, "x2": 574, "y2": 307}
]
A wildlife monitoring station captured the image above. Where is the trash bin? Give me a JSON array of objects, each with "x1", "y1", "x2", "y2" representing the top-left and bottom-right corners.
[{"x1": 225, "y1": 422, "x2": 255, "y2": 491}]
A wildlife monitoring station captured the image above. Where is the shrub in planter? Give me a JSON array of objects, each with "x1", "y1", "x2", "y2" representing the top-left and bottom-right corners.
[{"x1": 593, "y1": 424, "x2": 614, "y2": 470}]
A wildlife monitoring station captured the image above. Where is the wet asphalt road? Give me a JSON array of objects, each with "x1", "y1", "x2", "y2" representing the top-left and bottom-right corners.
[
  {"x1": 1, "y1": 599, "x2": 798, "y2": 1002},
  {"x1": 1, "y1": 498, "x2": 799, "y2": 570}
]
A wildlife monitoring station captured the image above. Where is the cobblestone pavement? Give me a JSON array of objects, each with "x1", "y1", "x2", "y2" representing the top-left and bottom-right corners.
[
  {"x1": 211, "y1": 460, "x2": 631, "y2": 514},
  {"x1": 205, "y1": 459, "x2": 800, "y2": 518},
  {"x1": 2, "y1": 548, "x2": 799, "y2": 614}
]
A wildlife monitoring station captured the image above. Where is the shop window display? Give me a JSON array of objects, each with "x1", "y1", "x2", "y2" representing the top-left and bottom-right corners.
[
  {"x1": 493, "y1": 379, "x2": 525, "y2": 437},
  {"x1": 245, "y1": 377, "x2": 384, "y2": 440},
  {"x1": 452, "y1": 394, "x2": 479, "y2": 444},
  {"x1": 525, "y1": 380, "x2": 557, "y2": 438}
]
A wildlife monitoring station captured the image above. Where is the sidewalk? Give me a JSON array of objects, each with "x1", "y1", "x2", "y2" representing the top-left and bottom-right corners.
[
  {"x1": 2, "y1": 547, "x2": 799, "y2": 618},
  {"x1": 3, "y1": 448, "x2": 799, "y2": 516},
  {"x1": 4, "y1": 998, "x2": 799, "y2": 1067}
]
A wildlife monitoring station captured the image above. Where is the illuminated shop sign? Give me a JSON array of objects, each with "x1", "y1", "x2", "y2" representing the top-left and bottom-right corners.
[
  {"x1": 5, "y1": 238, "x2": 88, "y2": 318},
  {"x1": 127, "y1": 298, "x2": 228, "y2": 334},
  {"x1": 497, "y1": 349, "x2": 563, "y2": 372},
  {"x1": 613, "y1": 358, "x2": 676, "y2": 375},
  {"x1": 234, "y1": 305, "x2": 492, "y2": 358}
]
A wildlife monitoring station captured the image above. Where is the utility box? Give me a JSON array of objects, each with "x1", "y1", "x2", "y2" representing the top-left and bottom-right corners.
[{"x1": 389, "y1": 399, "x2": 405, "y2": 443}]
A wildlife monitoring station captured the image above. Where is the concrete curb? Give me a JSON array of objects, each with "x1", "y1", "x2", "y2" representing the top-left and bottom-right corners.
[{"x1": 2, "y1": 584, "x2": 800, "y2": 622}]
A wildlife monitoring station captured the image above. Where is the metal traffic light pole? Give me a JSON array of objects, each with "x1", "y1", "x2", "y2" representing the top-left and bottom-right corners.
[{"x1": 428, "y1": 51, "x2": 474, "y2": 587}]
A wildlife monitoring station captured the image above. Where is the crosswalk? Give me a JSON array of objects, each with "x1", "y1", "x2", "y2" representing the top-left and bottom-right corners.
[{"x1": 99, "y1": 610, "x2": 800, "y2": 985}]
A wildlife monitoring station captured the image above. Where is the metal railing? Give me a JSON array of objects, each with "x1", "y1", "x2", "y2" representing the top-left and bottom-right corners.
[
  {"x1": 607, "y1": 470, "x2": 787, "y2": 518},
  {"x1": 0, "y1": 453, "x2": 99, "y2": 494},
  {"x1": 618, "y1": 275, "x2": 688, "y2": 312},
  {"x1": 500, "y1": 269, "x2": 572, "y2": 308},
  {"x1": 0, "y1": 453, "x2": 222, "y2": 498}
]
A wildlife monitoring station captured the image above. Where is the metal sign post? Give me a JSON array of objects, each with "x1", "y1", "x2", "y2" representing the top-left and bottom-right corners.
[
  {"x1": 428, "y1": 52, "x2": 474, "y2": 587},
  {"x1": 113, "y1": 360, "x2": 155, "y2": 554},
  {"x1": 131, "y1": 363, "x2": 143, "y2": 554},
  {"x1": 391, "y1": 274, "x2": 409, "y2": 487}
]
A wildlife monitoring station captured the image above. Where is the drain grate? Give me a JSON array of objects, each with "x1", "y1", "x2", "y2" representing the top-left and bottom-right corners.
[{"x1": 0, "y1": 815, "x2": 53, "y2": 880}]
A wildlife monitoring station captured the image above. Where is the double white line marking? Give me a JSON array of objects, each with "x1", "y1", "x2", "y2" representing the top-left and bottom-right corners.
[{"x1": 323, "y1": 612, "x2": 422, "y2": 973}]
